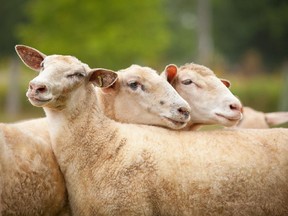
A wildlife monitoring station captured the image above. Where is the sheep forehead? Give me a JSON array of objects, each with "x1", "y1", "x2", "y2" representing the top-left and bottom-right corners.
[
  {"x1": 120, "y1": 65, "x2": 160, "y2": 84},
  {"x1": 42, "y1": 55, "x2": 88, "y2": 75},
  {"x1": 45, "y1": 54, "x2": 81, "y2": 63},
  {"x1": 178, "y1": 63, "x2": 218, "y2": 86},
  {"x1": 44, "y1": 55, "x2": 84, "y2": 69},
  {"x1": 179, "y1": 63, "x2": 216, "y2": 77}
]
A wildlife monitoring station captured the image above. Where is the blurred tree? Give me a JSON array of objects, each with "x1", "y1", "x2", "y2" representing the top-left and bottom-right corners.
[
  {"x1": 0, "y1": 0, "x2": 28, "y2": 119},
  {"x1": 279, "y1": 64, "x2": 288, "y2": 111},
  {"x1": 5, "y1": 57, "x2": 21, "y2": 117},
  {"x1": 0, "y1": 0, "x2": 28, "y2": 56},
  {"x1": 17, "y1": 0, "x2": 170, "y2": 69},
  {"x1": 196, "y1": 0, "x2": 213, "y2": 65},
  {"x1": 164, "y1": 0, "x2": 198, "y2": 66},
  {"x1": 213, "y1": 0, "x2": 288, "y2": 71}
]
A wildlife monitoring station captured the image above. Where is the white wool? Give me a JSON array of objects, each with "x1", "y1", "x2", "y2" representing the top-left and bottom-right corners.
[
  {"x1": 0, "y1": 119, "x2": 70, "y2": 215},
  {"x1": 16, "y1": 45, "x2": 288, "y2": 215}
]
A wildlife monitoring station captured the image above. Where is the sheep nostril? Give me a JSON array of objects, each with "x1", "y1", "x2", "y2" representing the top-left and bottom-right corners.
[
  {"x1": 36, "y1": 86, "x2": 47, "y2": 94},
  {"x1": 230, "y1": 103, "x2": 242, "y2": 112},
  {"x1": 29, "y1": 82, "x2": 48, "y2": 94},
  {"x1": 178, "y1": 107, "x2": 190, "y2": 119}
]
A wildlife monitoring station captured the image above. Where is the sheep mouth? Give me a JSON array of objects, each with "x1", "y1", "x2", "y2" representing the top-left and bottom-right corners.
[
  {"x1": 216, "y1": 113, "x2": 242, "y2": 122},
  {"x1": 29, "y1": 96, "x2": 51, "y2": 103},
  {"x1": 27, "y1": 95, "x2": 52, "y2": 106}
]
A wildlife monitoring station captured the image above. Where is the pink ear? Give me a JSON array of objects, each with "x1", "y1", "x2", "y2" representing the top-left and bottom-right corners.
[
  {"x1": 15, "y1": 45, "x2": 46, "y2": 71},
  {"x1": 165, "y1": 64, "x2": 178, "y2": 83},
  {"x1": 221, "y1": 79, "x2": 231, "y2": 88}
]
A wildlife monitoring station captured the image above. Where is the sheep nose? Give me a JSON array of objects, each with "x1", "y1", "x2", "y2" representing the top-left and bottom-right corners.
[
  {"x1": 29, "y1": 82, "x2": 48, "y2": 94},
  {"x1": 178, "y1": 107, "x2": 190, "y2": 119},
  {"x1": 229, "y1": 103, "x2": 242, "y2": 112}
]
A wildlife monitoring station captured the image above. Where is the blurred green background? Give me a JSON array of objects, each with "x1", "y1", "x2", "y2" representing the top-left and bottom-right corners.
[{"x1": 0, "y1": 0, "x2": 287, "y2": 125}]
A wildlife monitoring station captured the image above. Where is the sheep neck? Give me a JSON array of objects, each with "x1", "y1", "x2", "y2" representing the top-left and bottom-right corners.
[
  {"x1": 43, "y1": 84, "x2": 120, "y2": 173},
  {"x1": 96, "y1": 90, "x2": 117, "y2": 121}
]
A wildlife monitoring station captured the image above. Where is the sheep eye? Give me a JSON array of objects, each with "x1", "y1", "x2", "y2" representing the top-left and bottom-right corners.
[
  {"x1": 67, "y1": 72, "x2": 85, "y2": 78},
  {"x1": 128, "y1": 81, "x2": 140, "y2": 91},
  {"x1": 181, "y1": 79, "x2": 193, "y2": 85},
  {"x1": 75, "y1": 72, "x2": 85, "y2": 77}
]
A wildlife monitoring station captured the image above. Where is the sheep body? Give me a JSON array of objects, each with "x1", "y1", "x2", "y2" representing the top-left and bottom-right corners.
[
  {"x1": 17, "y1": 46, "x2": 288, "y2": 215},
  {"x1": 0, "y1": 119, "x2": 69, "y2": 216},
  {"x1": 35, "y1": 67, "x2": 288, "y2": 215},
  {"x1": 47, "y1": 87, "x2": 288, "y2": 215},
  {"x1": 0, "y1": 61, "x2": 190, "y2": 215}
]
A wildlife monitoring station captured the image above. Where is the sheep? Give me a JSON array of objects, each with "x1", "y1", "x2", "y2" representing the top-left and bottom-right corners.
[
  {"x1": 161, "y1": 63, "x2": 288, "y2": 130},
  {"x1": 96, "y1": 64, "x2": 191, "y2": 130},
  {"x1": 161, "y1": 63, "x2": 243, "y2": 130},
  {"x1": 0, "y1": 47, "x2": 191, "y2": 215},
  {"x1": 19, "y1": 45, "x2": 288, "y2": 215},
  {"x1": 236, "y1": 106, "x2": 288, "y2": 129},
  {"x1": 0, "y1": 118, "x2": 70, "y2": 215},
  {"x1": 3, "y1": 49, "x2": 247, "y2": 215}
]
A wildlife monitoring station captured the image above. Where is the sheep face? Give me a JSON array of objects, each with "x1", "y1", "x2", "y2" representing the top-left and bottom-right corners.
[
  {"x1": 15, "y1": 45, "x2": 117, "y2": 111},
  {"x1": 163, "y1": 64, "x2": 243, "y2": 127},
  {"x1": 28, "y1": 55, "x2": 91, "y2": 110},
  {"x1": 100, "y1": 64, "x2": 191, "y2": 130}
]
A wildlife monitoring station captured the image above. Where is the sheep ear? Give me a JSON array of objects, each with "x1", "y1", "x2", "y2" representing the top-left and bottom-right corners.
[
  {"x1": 15, "y1": 45, "x2": 46, "y2": 71},
  {"x1": 100, "y1": 79, "x2": 119, "y2": 94},
  {"x1": 89, "y1": 68, "x2": 118, "y2": 88},
  {"x1": 220, "y1": 79, "x2": 231, "y2": 88},
  {"x1": 163, "y1": 64, "x2": 178, "y2": 83},
  {"x1": 265, "y1": 112, "x2": 288, "y2": 126}
]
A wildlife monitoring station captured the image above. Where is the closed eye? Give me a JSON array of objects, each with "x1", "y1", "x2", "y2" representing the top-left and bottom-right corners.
[
  {"x1": 181, "y1": 79, "x2": 193, "y2": 85},
  {"x1": 128, "y1": 81, "x2": 141, "y2": 91},
  {"x1": 67, "y1": 72, "x2": 85, "y2": 78}
]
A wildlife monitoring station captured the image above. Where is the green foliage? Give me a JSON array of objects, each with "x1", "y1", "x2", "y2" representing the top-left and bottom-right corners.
[
  {"x1": 17, "y1": 0, "x2": 170, "y2": 69},
  {"x1": 213, "y1": 0, "x2": 288, "y2": 69},
  {"x1": 228, "y1": 74, "x2": 285, "y2": 112},
  {"x1": 0, "y1": 0, "x2": 28, "y2": 56},
  {"x1": 164, "y1": 0, "x2": 198, "y2": 66}
]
